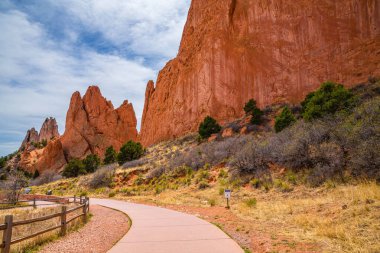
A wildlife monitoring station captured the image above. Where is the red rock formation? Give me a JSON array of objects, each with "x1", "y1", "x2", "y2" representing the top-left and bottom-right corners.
[
  {"x1": 20, "y1": 128, "x2": 39, "y2": 150},
  {"x1": 39, "y1": 117, "x2": 60, "y2": 142},
  {"x1": 60, "y1": 86, "x2": 138, "y2": 159},
  {"x1": 140, "y1": 0, "x2": 380, "y2": 146},
  {"x1": 34, "y1": 139, "x2": 67, "y2": 172}
]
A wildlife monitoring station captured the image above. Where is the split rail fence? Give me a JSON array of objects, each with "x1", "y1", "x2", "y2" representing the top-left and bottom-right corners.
[{"x1": 0, "y1": 196, "x2": 90, "y2": 253}]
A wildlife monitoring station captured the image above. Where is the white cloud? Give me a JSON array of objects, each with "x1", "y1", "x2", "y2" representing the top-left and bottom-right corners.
[
  {"x1": 0, "y1": 9, "x2": 162, "y2": 156},
  {"x1": 49, "y1": 0, "x2": 190, "y2": 59}
]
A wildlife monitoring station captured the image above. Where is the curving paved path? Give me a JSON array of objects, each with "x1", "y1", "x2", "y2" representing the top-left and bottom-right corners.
[{"x1": 91, "y1": 198, "x2": 243, "y2": 253}]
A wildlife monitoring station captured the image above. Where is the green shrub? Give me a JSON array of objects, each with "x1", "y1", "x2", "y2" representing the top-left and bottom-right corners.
[
  {"x1": 198, "y1": 180, "x2": 210, "y2": 189},
  {"x1": 209, "y1": 198, "x2": 216, "y2": 207},
  {"x1": 117, "y1": 141, "x2": 144, "y2": 165},
  {"x1": 274, "y1": 179, "x2": 293, "y2": 192},
  {"x1": 196, "y1": 170, "x2": 210, "y2": 183},
  {"x1": 244, "y1": 99, "x2": 263, "y2": 125},
  {"x1": 218, "y1": 169, "x2": 228, "y2": 178},
  {"x1": 62, "y1": 159, "x2": 86, "y2": 178},
  {"x1": 250, "y1": 178, "x2": 260, "y2": 188},
  {"x1": 83, "y1": 154, "x2": 100, "y2": 173},
  {"x1": 198, "y1": 116, "x2": 222, "y2": 139},
  {"x1": 301, "y1": 81, "x2": 354, "y2": 121},
  {"x1": 104, "y1": 146, "x2": 117, "y2": 164},
  {"x1": 245, "y1": 198, "x2": 257, "y2": 208},
  {"x1": 275, "y1": 106, "x2": 296, "y2": 132},
  {"x1": 108, "y1": 191, "x2": 116, "y2": 198}
]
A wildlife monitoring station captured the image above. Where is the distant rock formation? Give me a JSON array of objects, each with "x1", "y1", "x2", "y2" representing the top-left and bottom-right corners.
[
  {"x1": 20, "y1": 118, "x2": 60, "y2": 151},
  {"x1": 139, "y1": 0, "x2": 380, "y2": 146},
  {"x1": 39, "y1": 117, "x2": 60, "y2": 142},
  {"x1": 16, "y1": 86, "x2": 138, "y2": 173},
  {"x1": 20, "y1": 128, "x2": 39, "y2": 150},
  {"x1": 60, "y1": 86, "x2": 138, "y2": 159}
]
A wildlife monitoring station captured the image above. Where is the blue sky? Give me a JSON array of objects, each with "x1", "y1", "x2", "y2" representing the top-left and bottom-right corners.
[{"x1": 0, "y1": 0, "x2": 191, "y2": 156}]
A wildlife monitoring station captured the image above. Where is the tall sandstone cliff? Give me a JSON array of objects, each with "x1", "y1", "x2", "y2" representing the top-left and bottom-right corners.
[
  {"x1": 140, "y1": 0, "x2": 380, "y2": 146},
  {"x1": 60, "y1": 86, "x2": 138, "y2": 159}
]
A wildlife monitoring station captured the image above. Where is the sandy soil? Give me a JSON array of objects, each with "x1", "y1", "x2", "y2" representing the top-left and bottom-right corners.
[{"x1": 39, "y1": 205, "x2": 129, "y2": 253}]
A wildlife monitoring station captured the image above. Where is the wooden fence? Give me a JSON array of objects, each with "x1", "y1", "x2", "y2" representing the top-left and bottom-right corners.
[{"x1": 0, "y1": 196, "x2": 90, "y2": 253}]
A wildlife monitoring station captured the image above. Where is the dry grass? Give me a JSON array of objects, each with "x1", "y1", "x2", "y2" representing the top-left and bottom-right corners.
[
  {"x1": 28, "y1": 134, "x2": 380, "y2": 252},
  {"x1": 0, "y1": 204, "x2": 83, "y2": 253}
]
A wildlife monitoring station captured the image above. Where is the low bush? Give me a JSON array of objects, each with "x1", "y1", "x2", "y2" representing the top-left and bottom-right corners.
[
  {"x1": 245, "y1": 198, "x2": 257, "y2": 208},
  {"x1": 198, "y1": 180, "x2": 210, "y2": 189},
  {"x1": 62, "y1": 159, "x2": 86, "y2": 178},
  {"x1": 198, "y1": 116, "x2": 222, "y2": 139},
  {"x1": 31, "y1": 170, "x2": 62, "y2": 186},
  {"x1": 117, "y1": 141, "x2": 144, "y2": 165},
  {"x1": 88, "y1": 166, "x2": 116, "y2": 189},
  {"x1": 230, "y1": 141, "x2": 270, "y2": 178},
  {"x1": 122, "y1": 158, "x2": 148, "y2": 169}
]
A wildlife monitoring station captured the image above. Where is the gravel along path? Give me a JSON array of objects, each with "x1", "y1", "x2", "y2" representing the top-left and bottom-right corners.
[{"x1": 39, "y1": 205, "x2": 130, "y2": 253}]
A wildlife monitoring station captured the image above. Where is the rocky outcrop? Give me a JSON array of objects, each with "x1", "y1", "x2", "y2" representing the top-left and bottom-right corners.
[
  {"x1": 34, "y1": 139, "x2": 67, "y2": 172},
  {"x1": 60, "y1": 86, "x2": 138, "y2": 159},
  {"x1": 19, "y1": 118, "x2": 60, "y2": 151},
  {"x1": 140, "y1": 0, "x2": 380, "y2": 146},
  {"x1": 39, "y1": 117, "x2": 60, "y2": 142},
  {"x1": 20, "y1": 128, "x2": 39, "y2": 150}
]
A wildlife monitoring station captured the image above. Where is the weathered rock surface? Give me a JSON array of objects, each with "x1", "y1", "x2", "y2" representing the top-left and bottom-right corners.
[
  {"x1": 140, "y1": 0, "x2": 380, "y2": 146},
  {"x1": 20, "y1": 128, "x2": 39, "y2": 150},
  {"x1": 39, "y1": 117, "x2": 60, "y2": 142},
  {"x1": 34, "y1": 139, "x2": 67, "y2": 172},
  {"x1": 60, "y1": 86, "x2": 138, "y2": 159}
]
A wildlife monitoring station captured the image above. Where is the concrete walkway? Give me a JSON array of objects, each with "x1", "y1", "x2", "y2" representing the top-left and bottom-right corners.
[{"x1": 91, "y1": 198, "x2": 243, "y2": 253}]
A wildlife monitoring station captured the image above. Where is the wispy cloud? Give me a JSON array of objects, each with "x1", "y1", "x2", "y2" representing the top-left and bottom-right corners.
[{"x1": 0, "y1": 1, "x2": 190, "y2": 156}]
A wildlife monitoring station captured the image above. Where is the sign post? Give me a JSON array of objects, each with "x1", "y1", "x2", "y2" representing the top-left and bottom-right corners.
[{"x1": 224, "y1": 189, "x2": 231, "y2": 209}]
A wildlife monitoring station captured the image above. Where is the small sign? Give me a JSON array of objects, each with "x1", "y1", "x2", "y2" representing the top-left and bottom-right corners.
[
  {"x1": 224, "y1": 189, "x2": 231, "y2": 199},
  {"x1": 24, "y1": 188, "x2": 31, "y2": 194}
]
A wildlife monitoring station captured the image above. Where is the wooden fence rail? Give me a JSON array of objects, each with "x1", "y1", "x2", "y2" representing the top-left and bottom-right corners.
[{"x1": 0, "y1": 196, "x2": 89, "y2": 253}]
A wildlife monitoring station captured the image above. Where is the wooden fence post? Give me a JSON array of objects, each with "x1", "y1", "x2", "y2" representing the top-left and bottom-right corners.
[
  {"x1": 60, "y1": 206, "x2": 67, "y2": 236},
  {"x1": 33, "y1": 198, "x2": 36, "y2": 209},
  {"x1": 86, "y1": 197, "x2": 90, "y2": 213},
  {"x1": 2, "y1": 215, "x2": 13, "y2": 253},
  {"x1": 82, "y1": 200, "x2": 87, "y2": 223},
  {"x1": 73, "y1": 195, "x2": 76, "y2": 203},
  {"x1": 79, "y1": 196, "x2": 82, "y2": 204}
]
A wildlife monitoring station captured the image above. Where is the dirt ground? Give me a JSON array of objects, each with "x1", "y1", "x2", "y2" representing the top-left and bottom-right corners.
[{"x1": 39, "y1": 205, "x2": 129, "y2": 253}]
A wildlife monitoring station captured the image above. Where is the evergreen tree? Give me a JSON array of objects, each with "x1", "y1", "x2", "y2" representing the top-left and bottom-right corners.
[
  {"x1": 117, "y1": 141, "x2": 144, "y2": 165},
  {"x1": 62, "y1": 159, "x2": 86, "y2": 178},
  {"x1": 275, "y1": 106, "x2": 296, "y2": 132},
  {"x1": 104, "y1": 146, "x2": 117, "y2": 164},
  {"x1": 83, "y1": 154, "x2": 100, "y2": 173},
  {"x1": 198, "y1": 116, "x2": 222, "y2": 139},
  {"x1": 302, "y1": 81, "x2": 354, "y2": 121},
  {"x1": 244, "y1": 99, "x2": 263, "y2": 125}
]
